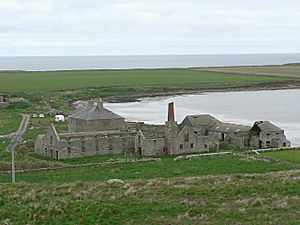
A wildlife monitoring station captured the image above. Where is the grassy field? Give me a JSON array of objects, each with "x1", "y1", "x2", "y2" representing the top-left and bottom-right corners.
[
  {"x1": 0, "y1": 138, "x2": 10, "y2": 152},
  {"x1": 0, "y1": 169, "x2": 299, "y2": 225},
  {"x1": 261, "y1": 150, "x2": 300, "y2": 164},
  {"x1": 200, "y1": 64, "x2": 300, "y2": 78},
  {"x1": 0, "y1": 156, "x2": 293, "y2": 183},
  {"x1": 0, "y1": 110, "x2": 22, "y2": 135},
  {"x1": 0, "y1": 69, "x2": 293, "y2": 92}
]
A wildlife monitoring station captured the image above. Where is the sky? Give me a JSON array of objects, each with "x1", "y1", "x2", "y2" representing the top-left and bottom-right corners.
[{"x1": 0, "y1": 0, "x2": 300, "y2": 56}]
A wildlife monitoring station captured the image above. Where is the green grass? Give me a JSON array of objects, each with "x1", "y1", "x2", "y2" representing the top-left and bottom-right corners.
[
  {"x1": 0, "y1": 110, "x2": 22, "y2": 135},
  {"x1": 0, "y1": 156, "x2": 292, "y2": 183},
  {"x1": 201, "y1": 64, "x2": 300, "y2": 78},
  {"x1": 23, "y1": 117, "x2": 68, "y2": 141},
  {"x1": 261, "y1": 150, "x2": 300, "y2": 164},
  {"x1": 0, "y1": 69, "x2": 290, "y2": 92},
  {"x1": 0, "y1": 169, "x2": 299, "y2": 224},
  {"x1": 60, "y1": 153, "x2": 135, "y2": 165},
  {"x1": 0, "y1": 138, "x2": 10, "y2": 152}
]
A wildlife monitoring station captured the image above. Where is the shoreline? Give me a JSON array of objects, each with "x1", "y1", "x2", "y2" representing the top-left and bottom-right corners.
[
  {"x1": 0, "y1": 62, "x2": 299, "y2": 73},
  {"x1": 103, "y1": 82, "x2": 300, "y2": 103}
]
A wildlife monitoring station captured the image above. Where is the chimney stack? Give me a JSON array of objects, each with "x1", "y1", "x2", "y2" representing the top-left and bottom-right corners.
[
  {"x1": 97, "y1": 98, "x2": 104, "y2": 108},
  {"x1": 168, "y1": 102, "x2": 175, "y2": 122}
]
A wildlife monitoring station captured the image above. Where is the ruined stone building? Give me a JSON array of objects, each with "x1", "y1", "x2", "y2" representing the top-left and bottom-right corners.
[
  {"x1": 135, "y1": 103, "x2": 214, "y2": 156},
  {"x1": 35, "y1": 101, "x2": 291, "y2": 159},
  {"x1": 35, "y1": 102, "x2": 136, "y2": 159},
  {"x1": 0, "y1": 93, "x2": 8, "y2": 109},
  {"x1": 181, "y1": 114, "x2": 290, "y2": 149}
]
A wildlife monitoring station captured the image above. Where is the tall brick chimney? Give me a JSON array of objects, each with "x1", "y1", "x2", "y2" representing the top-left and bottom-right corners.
[{"x1": 168, "y1": 102, "x2": 175, "y2": 122}]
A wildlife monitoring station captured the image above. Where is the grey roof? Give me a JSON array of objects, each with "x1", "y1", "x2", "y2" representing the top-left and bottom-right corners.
[
  {"x1": 129, "y1": 123, "x2": 165, "y2": 139},
  {"x1": 208, "y1": 122, "x2": 251, "y2": 133},
  {"x1": 182, "y1": 114, "x2": 220, "y2": 127},
  {"x1": 253, "y1": 121, "x2": 283, "y2": 132},
  {"x1": 182, "y1": 114, "x2": 252, "y2": 133},
  {"x1": 69, "y1": 103, "x2": 124, "y2": 121}
]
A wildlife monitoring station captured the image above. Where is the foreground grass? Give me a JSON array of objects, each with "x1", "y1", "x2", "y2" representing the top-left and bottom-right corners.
[
  {"x1": 261, "y1": 150, "x2": 300, "y2": 164},
  {"x1": 0, "y1": 169, "x2": 299, "y2": 225},
  {"x1": 0, "y1": 156, "x2": 292, "y2": 183},
  {"x1": 0, "y1": 69, "x2": 291, "y2": 92}
]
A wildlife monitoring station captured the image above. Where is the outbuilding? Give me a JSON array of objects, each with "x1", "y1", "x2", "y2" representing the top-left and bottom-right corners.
[{"x1": 55, "y1": 115, "x2": 65, "y2": 122}]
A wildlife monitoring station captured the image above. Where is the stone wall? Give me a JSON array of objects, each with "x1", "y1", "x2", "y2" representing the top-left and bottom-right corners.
[
  {"x1": 68, "y1": 117, "x2": 125, "y2": 133},
  {"x1": 57, "y1": 133, "x2": 135, "y2": 159},
  {"x1": 170, "y1": 126, "x2": 209, "y2": 155},
  {"x1": 249, "y1": 130, "x2": 290, "y2": 149},
  {"x1": 35, "y1": 130, "x2": 136, "y2": 160},
  {"x1": 135, "y1": 133, "x2": 166, "y2": 156}
]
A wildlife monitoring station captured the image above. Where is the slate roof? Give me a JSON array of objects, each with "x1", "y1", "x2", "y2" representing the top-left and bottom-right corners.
[
  {"x1": 69, "y1": 102, "x2": 124, "y2": 121},
  {"x1": 182, "y1": 114, "x2": 220, "y2": 127},
  {"x1": 208, "y1": 122, "x2": 251, "y2": 133},
  {"x1": 59, "y1": 129, "x2": 122, "y2": 138},
  {"x1": 182, "y1": 114, "x2": 251, "y2": 133},
  {"x1": 253, "y1": 121, "x2": 283, "y2": 132},
  {"x1": 129, "y1": 123, "x2": 165, "y2": 139}
]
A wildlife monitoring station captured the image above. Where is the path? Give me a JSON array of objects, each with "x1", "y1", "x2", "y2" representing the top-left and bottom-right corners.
[{"x1": 4, "y1": 114, "x2": 30, "y2": 152}]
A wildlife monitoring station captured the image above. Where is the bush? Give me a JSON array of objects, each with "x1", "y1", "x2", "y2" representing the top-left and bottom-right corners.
[{"x1": 7, "y1": 102, "x2": 32, "y2": 110}]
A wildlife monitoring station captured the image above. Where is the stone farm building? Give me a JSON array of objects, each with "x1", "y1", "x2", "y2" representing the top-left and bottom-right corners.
[
  {"x1": 35, "y1": 101, "x2": 291, "y2": 159},
  {"x1": 0, "y1": 93, "x2": 8, "y2": 109}
]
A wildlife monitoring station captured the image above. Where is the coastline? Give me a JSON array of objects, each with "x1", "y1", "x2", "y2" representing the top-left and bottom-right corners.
[{"x1": 103, "y1": 81, "x2": 300, "y2": 103}]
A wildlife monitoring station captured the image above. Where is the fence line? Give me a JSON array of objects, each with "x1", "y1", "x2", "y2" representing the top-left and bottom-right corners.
[{"x1": 1, "y1": 158, "x2": 161, "y2": 175}]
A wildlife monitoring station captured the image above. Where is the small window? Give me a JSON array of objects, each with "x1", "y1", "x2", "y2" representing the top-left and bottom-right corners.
[
  {"x1": 204, "y1": 144, "x2": 208, "y2": 148},
  {"x1": 276, "y1": 132, "x2": 279, "y2": 135},
  {"x1": 180, "y1": 144, "x2": 183, "y2": 149},
  {"x1": 283, "y1": 142, "x2": 286, "y2": 147},
  {"x1": 194, "y1": 131, "x2": 198, "y2": 134},
  {"x1": 154, "y1": 140, "x2": 157, "y2": 143},
  {"x1": 190, "y1": 143, "x2": 194, "y2": 148},
  {"x1": 67, "y1": 147, "x2": 71, "y2": 153},
  {"x1": 184, "y1": 133, "x2": 189, "y2": 142},
  {"x1": 95, "y1": 140, "x2": 99, "y2": 151},
  {"x1": 267, "y1": 133, "x2": 270, "y2": 136},
  {"x1": 81, "y1": 140, "x2": 85, "y2": 152}
]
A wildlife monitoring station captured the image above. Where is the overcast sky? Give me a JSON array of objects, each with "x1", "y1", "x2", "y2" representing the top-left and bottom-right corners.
[{"x1": 0, "y1": 0, "x2": 300, "y2": 56}]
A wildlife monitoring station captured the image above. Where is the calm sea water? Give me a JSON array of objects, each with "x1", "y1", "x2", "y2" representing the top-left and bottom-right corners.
[
  {"x1": 106, "y1": 89, "x2": 300, "y2": 146},
  {"x1": 1, "y1": 54, "x2": 300, "y2": 71}
]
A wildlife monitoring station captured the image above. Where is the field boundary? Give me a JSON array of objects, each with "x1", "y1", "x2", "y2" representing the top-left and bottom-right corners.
[
  {"x1": 1, "y1": 157, "x2": 161, "y2": 175},
  {"x1": 245, "y1": 147, "x2": 300, "y2": 154},
  {"x1": 174, "y1": 151, "x2": 233, "y2": 161}
]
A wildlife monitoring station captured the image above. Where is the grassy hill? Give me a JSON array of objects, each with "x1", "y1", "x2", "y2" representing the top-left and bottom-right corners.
[{"x1": 0, "y1": 169, "x2": 299, "y2": 224}]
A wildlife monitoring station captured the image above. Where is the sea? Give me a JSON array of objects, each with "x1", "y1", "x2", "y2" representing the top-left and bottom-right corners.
[{"x1": 1, "y1": 53, "x2": 300, "y2": 71}]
